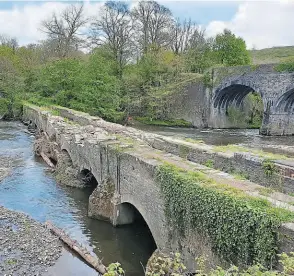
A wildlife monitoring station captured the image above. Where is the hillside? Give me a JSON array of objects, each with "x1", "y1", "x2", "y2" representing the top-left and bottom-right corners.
[{"x1": 250, "y1": 46, "x2": 294, "y2": 64}]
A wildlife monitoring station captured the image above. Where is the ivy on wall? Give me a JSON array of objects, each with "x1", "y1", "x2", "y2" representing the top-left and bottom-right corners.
[{"x1": 156, "y1": 164, "x2": 294, "y2": 267}]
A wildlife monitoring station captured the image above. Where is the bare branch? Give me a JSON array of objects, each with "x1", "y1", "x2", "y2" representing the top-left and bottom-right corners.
[
  {"x1": 90, "y1": 1, "x2": 133, "y2": 77},
  {"x1": 131, "y1": 1, "x2": 173, "y2": 53},
  {"x1": 41, "y1": 4, "x2": 88, "y2": 58}
]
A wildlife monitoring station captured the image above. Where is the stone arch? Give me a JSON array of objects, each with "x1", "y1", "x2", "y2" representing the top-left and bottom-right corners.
[
  {"x1": 211, "y1": 80, "x2": 265, "y2": 129},
  {"x1": 80, "y1": 168, "x2": 98, "y2": 190},
  {"x1": 275, "y1": 87, "x2": 294, "y2": 113},
  {"x1": 117, "y1": 200, "x2": 159, "y2": 249},
  {"x1": 213, "y1": 83, "x2": 263, "y2": 110}
]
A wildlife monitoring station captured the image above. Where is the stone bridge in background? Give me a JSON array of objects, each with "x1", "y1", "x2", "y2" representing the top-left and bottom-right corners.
[
  {"x1": 209, "y1": 64, "x2": 294, "y2": 135},
  {"x1": 23, "y1": 104, "x2": 294, "y2": 272}
]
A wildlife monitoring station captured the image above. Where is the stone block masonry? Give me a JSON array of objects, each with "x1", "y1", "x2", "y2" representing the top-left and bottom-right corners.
[
  {"x1": 46, "y1": 104, "x2": 294, "y2": 194},
  {"x1": 210, "y1": 64, "x2": 294, "y2": 135},
  {"x1": 23, "y1": 104, "x2": 294, "y2": 271}
]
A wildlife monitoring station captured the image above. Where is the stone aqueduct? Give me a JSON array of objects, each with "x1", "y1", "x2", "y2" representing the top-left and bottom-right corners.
[
  {"x1": 24, "y1": 104, "x2": 294, "y2": 271},
  {"x1": 209, "y1": 64, "x2": 294, "y2": 135},
  {"x1": 20, "y1": 65, "x2": 294, "y2": 271}
]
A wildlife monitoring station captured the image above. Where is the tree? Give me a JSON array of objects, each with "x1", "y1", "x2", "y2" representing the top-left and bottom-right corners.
[
  {"x1": 131, "y1": 1, "x2": 172, "y2": 54},
  {"x1": 184, "y1": 29, "x2": 215, "y2": 73},
  {"x1": 0, "y1": 35, "x2": 18, "y2": 52},
  {"x1": 0, "y1": 46, "x2": 24, "y2": 118},
  {"x1": 90, "y1": 1, "x2": 133, "y2": 78},
  {"x1": 170, "y1": 18, "x2": 196, "y2": 55},
  {"x1": 41, "y1": 4, "x2": 88, "y2": 58},
  {"x1": 213, "y1": 29, "x2": 250, "y2": 66}
]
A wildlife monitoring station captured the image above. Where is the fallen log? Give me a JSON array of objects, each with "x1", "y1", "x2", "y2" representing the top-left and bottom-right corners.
[
  {"x1": 45, "y1": 221, "x2": 106, "y2": 274},
  {"x1": 40, "y1": 152, "x2": 55, "y2": 168}
]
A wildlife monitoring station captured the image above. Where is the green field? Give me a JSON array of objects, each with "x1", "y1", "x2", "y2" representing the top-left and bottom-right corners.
[{"x1": 250, "y1": 46, "x2": 294, "y2": 64}]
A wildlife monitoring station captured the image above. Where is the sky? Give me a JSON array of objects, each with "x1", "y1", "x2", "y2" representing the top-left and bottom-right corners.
[{"x1": 0, "y1": 0, "x2": 293, "y2": 49}]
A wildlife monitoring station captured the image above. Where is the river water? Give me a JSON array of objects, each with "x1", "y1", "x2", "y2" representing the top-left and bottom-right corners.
[
  {"x1": 0, "y1": 121, "x2": 156, "y2": 276},
  {"x1": 136, "y1": 124, "x2": 294, "y2": 148}
]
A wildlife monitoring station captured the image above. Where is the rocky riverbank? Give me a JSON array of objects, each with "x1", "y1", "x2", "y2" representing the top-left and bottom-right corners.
[
  {"x1": 0, "y1": 156, "x2": 11, "y2": 182},
  {"x1": 0, "y1": 206, "x2": 63, "y2": 275}
]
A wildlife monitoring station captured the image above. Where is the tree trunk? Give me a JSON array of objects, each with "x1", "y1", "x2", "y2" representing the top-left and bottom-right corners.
[
  {"x1": 40, "y1": 152, "x2": 55, "y2": 168},
  {"x1": 45, "y1": 221, "x2": 107, "y2": 274}
]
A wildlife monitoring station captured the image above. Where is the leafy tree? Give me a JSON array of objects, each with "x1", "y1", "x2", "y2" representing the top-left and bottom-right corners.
[
  {"x1": 214, "y1": 29, "x2": 250, "y2": 66},
  {"x1": 0, "y1": 46, "x2": 24, "y2": 118},
  {"x1": 29, "y1": 47, "x2": 123, "y2": 122},
  {"x1": 184, "y1": 39, "x2": 215, "y2": 73},
  {"x1": 70, "y1": 47, "x2": 123, "y2": 121}
]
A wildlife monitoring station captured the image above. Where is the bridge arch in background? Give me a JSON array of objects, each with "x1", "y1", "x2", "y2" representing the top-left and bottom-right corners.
[
  {"x1": 275, "y1": 88, "x2": 294, "y2": 113},
  {"x1": 211, "y1": 82, "x2": 265, "y2": 129},
  {"x1": 213, "y1": 84, "x2": 262, "y2": 110}
]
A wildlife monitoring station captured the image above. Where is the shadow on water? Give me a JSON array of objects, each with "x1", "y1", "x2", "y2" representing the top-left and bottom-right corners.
[{"x1": 0, "y1": 121, "x2": 156, "y2": 276}]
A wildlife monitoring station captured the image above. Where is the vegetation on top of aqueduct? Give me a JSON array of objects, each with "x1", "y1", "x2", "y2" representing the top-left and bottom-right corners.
[
  {"x1": 156, "y1": 164, "x2": 294, "y2": 268},
  {"x1": 0, "y1": 1, "x2": 255, "y2": 126}
]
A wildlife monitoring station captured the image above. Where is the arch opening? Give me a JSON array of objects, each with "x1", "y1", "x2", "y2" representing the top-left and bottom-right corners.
[
  {"x1": 56, "y1": 149, "x2": 94, "y2": 189},
  {"x1": 213, "y1": 84, "x2": 263, "y2": 128},
  {"x1": 276, "y1": 88, "x2": 294, "y2": 113},
  {"x1": 116, "y1": 202, "x2": 157, "y2": 268},
  {"x1": 80, "y1": 169, "x2": 98, "y2": 191}
]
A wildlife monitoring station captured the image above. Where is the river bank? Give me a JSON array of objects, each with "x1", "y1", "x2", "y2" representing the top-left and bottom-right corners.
[{"x1": 0, "y1": 206, "x2": 63, "y2": 275}]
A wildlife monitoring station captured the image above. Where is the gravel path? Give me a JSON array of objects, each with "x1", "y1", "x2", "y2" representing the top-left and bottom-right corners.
[{"x1": 0, "y1": 206, "x2": 63, "y2": 276}]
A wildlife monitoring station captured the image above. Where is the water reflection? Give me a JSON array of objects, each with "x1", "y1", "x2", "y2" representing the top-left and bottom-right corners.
[{"x1": 0, "y1": 121, "x2": 155, "y2": 276}]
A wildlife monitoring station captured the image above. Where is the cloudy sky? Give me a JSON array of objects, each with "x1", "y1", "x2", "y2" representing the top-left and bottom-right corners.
[{"x1": 0, "y1": 0, "x2": 293, "y2": 49}]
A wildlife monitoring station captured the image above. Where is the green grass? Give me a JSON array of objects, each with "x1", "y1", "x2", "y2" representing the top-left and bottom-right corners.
[
  {"x1": 204, "y1": 159, "x2": 214, "y2": 168},
  {"x1": 250, "y1": 46, "x2": 294, "y2": 64},
  {"x1": 184, "y1": 138, "x2": 204, "y2": 144},
  {"x1": 214, "y1": 144, "x2": 289, "y2": 160},
  {"x1": 232, "y1": 172, "x2": 249, "y2": 180},
  {"x1": 257, "y1": 187, "x2": 275, "y2": 197}
]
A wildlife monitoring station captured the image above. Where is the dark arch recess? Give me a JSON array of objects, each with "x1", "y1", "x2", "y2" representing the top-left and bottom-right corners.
[
  {"x1": 80, "y1": 169, "x2": 98, "y2": 190},
  {"x1": 276, "y1": 88, "x2": 294, "y2": 113},
  {"x1": 116, "y1": 202, "x2": 157, "y2": 271},
  {"x1": 214, "y1": 84, "x2": 258, "y2": 110},
  {"x1": 117, "y1": 202, "x2": 157, "y2": 254}
]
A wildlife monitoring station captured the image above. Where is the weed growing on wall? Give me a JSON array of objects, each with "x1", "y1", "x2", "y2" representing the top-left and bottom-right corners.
[
  {"x1": 104, "y1": 262, "x2": 125, "y2": 276},
  {"x1": 156, "y1": 164, "x2": 294, "y2": 267},
  {"x1": 262, "y1": 159, "x2": 277, "y2": 177},
  {"x1": 204, "y1": 159, "x2": 214, "y2": 168}
]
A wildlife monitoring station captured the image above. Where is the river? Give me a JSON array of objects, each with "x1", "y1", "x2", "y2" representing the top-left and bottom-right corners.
[
  {"x1": 0, "y1": 121, "x2": 156, "y2": 276},
  {"x1": 136, "y1": 124, "x2": 294, "y2": 148}
]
